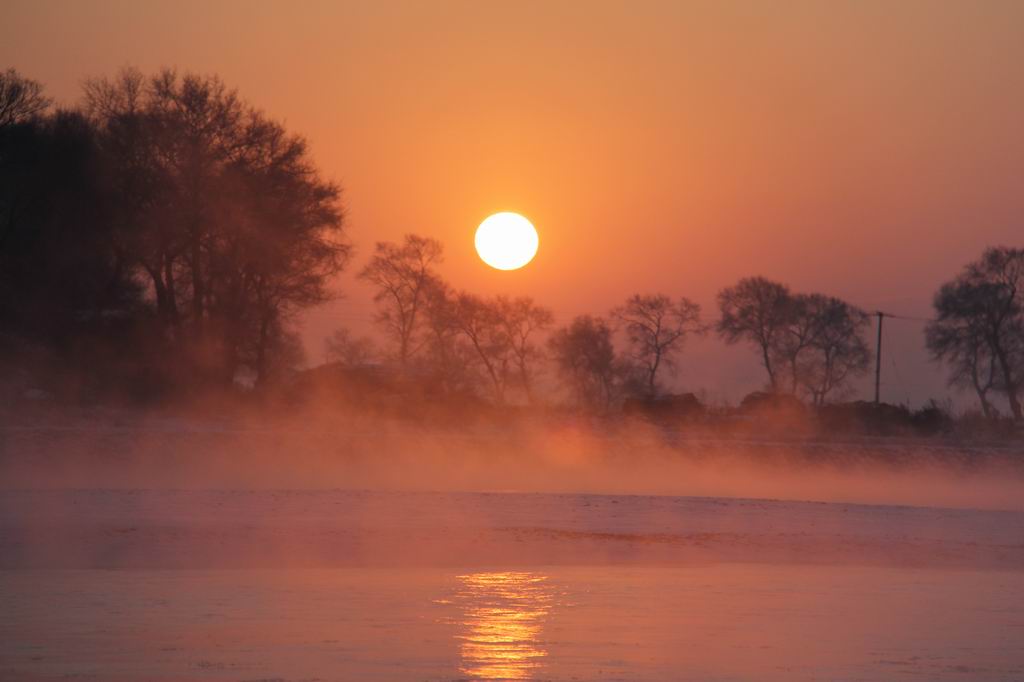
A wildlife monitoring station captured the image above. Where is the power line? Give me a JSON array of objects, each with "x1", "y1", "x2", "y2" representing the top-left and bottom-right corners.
[
  {"x1": 871, "y1": 309, "x2": 935, "y2": 404},
  {"x1": 881, "y1": 312, "x2": 934, "y2": 323}
]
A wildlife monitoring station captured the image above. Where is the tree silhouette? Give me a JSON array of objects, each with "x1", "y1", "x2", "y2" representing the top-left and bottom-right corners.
[
  {"x1": 0, "y1": 111, "x2": 140, "y2": 338},
  {"x1": 359, "y1": 234, "x2": 443, "y2": 368},
  {"x1": 0, "y1": 108, "x2": 146, "y2": 396},
  {"x1": 2, "y1": 67, "x2": 349, "y2": 394},
  {"x1": 717, "y1": 277, "x2": 792, "y2": 391},
  {"x1": 548, "y1": 315, "x2": 632, "y2": 410},
  {"x1": 791, "y1": 295, "x2": 871, "y2": 405},
  {"x1": 926, "y1": 291, "x2": 1000, "y2": 417},
  {"x1": 324, "y1": 327, "x2": 378, "y2": 368},
  {"x1": 718, "y1": 278, "x2": 870, "y2": 403},
  {"x1": 0, "y1": 69, "x2": 51, "y2": 128},
  {"x1": 774, "y1": 293, "x2": 821, "y2": 394},
  {"x1": 611, "y1": 293, "x2": 704, "y2": 396},
  {"x1": 421, "y1": 281, "x2": 479, "y2": 397},
  {"x1": 222, "y1": 109, "x2": 349, "y2": 386},
  {"x1": 927, "y1": 247, "x2": 1024, "y2": 419},
  {"x1": 496, "y1": 296, "x2": 553, "y2": 404},
  {"x1": 449, "y1": 293, "x2": 514, "y2": 404}
]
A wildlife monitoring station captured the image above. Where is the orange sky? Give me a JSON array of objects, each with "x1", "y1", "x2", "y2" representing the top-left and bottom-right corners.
[{"x1": 4, "y1": 0, "x2": 1024, "y2": 405}]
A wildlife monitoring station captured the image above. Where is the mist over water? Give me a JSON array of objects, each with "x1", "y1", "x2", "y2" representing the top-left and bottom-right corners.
[
  {"x1": 3, "y1": 404, "x2": 1023, "y2": 511},
  {"x1": 4, "y1": 405, "x2": 1024, "y2": 681}
]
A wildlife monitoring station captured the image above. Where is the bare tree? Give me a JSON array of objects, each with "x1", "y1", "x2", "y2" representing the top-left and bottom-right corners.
[
  {"x1": 85, "y1": 68, "x2": 182, "y2": 335},
  {"x1": 148, "y1": 69, "x2": 247, "y2": 351},
  {"x1": 775, "y1": 293, "x2": 824, "y2": 394},
  {"x1": 449, "y1": 293, "x2": 514, "y2": 403},
  {"x1": 87, "y1": 68, "x2": 246, "y2": 371},
  {"x1": 419, "y1": 292, "x2": 553, "y2": 404},
  {"x1": 548, "y1": 315, "x2": 631, "y2": 410},
  {"x1": 0, "y1": 69, "x2": 51, "y2": 128},
  {"x1": 496, "y1": 296, "x2": 554, "y2": 404},
  {"x1": 359, "y1": 234, "x2": 443, "y2": 368},
  {"x1": 242, "y1": 318, "x2": 307, "y2": 387},
  {"x1": 324, "y1": 327, "x2": 377, "y2": 368},
  {"x1": 83, "y1": 67, "x2": 146, "y2": 119},
  {"x1": 421, "y1": 281, "x2": 479, "y2": 396},
  {"x1": 794, "y1": 295, "x2": 871, "y2": 405},
  {"x1": 717, "y1": 277, "x2": 792, "y2": 391},
  {"x1": 926, "y1": 307, "x2": 999, "y2": 417},
  {"x1": 927, "y1": 247, "x2": 1024, "y2": 419},
  {"x1": 226, "y1": 110, "x2": 350, "y2": 387},
  {"x1": 611, "y1": 293, "x2": 704, "y2": 396}
]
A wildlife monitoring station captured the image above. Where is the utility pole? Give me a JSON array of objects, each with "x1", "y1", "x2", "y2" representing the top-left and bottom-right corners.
[{"x1": 874, "y1": 311, "x2": 884, "y2": 404}]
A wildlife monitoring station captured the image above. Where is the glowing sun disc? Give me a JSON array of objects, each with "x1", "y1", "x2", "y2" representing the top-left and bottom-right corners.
[{"x1": 475, "y1": 212, "x2": 539, "y2": 270}]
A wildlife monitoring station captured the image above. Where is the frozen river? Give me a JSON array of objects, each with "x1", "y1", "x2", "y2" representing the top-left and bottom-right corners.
[
  {"x1": 3, "y1": 564, "x2": 1024, "y2": 681},
  {"x1": 2, "y1": 489, "x2": 1024, "y2": 680}
]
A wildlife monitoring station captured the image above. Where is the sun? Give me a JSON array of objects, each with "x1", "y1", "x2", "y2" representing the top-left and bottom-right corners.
[{"x1": 475, "y1": 212, "x2": 539, "y2": 271}]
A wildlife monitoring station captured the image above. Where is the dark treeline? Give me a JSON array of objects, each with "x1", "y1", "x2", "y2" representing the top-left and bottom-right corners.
[
  {"x1": 345, "y1": 235, "x2": 711, "y2": 410},
  {"x1": 2, "y1": 68, "x2": 1022, "y2": 422},
  {"x1": 333, "y1": 231, "x2": 1024, "y2": 424},
  {"x1": 1, "y1": 68, "x2": 348, "y2": 400}
]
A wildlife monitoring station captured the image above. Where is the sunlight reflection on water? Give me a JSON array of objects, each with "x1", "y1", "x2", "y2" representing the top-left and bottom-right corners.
[{"x1": 451, "y1": 571, "x2": 555, "y2": 680}]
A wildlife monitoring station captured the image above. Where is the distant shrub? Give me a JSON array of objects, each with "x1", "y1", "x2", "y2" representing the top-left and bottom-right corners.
[
  {"x1": 738, "y1": 391, "x2": 805, "y2": 415},
  {"x1": 622, "y1": 393, "x2": 707, "y2": 423},
  {"x1": 909, "y1": 400, "x2": 952, "y2": 435}
]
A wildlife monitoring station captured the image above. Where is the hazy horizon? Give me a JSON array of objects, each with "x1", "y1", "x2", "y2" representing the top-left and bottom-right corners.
[{"x1": 4, "y1": 0, "x2": 1024, "y2": 407}]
